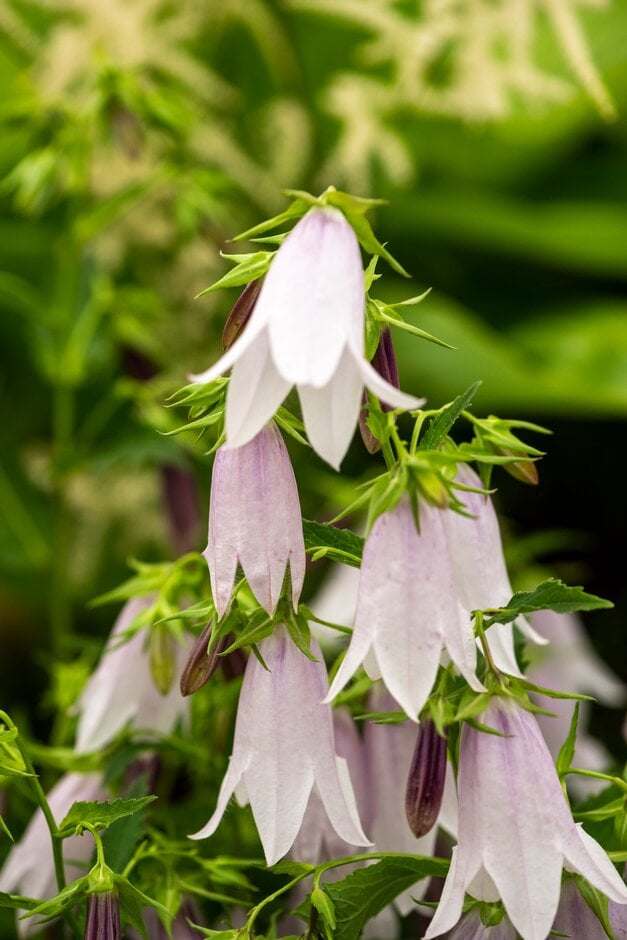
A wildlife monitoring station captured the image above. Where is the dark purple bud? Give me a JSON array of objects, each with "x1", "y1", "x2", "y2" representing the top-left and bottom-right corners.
[
  {"x1": 120, "y1": 346, "x2": 158, "y2": 382},
  {"x1": 161, "y1": 465, "x2": 201, "y2": 555},
  {"x1": 359, "y1": 327, "x2": 400, "y2": 453},
  {"x1": 405, "y1": 719, "x2": 447, "y2": 838},
  {"x1": 220, "y1": 644, "x2": 247, "y2": 680},
  {"x1": 222, "y1": 277, "x2": 264, "y2": 351},
  {"x1": 371, "y1": 327, "x2": 400, "y2": 392},
  {"x1": 84, "y1": 891, "x2": 121, "y2": 940},
  {"x1": 179, "y1": 622, "x2": 226, "y2": 696}
]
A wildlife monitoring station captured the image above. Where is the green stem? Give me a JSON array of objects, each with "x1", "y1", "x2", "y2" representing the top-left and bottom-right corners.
[
  {"x1": 0, "y1": 712, "x2": 65, "y2": 893},
  {"x1": 473, "y1": 610, "x2": 500, "y2": 679}
]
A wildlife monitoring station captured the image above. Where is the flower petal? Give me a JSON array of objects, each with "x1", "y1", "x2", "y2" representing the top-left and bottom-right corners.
[
  {"x1": 298, "y1": 347, "x2": 364, "y2": 469},
  {"x1": 225, "y1": 330, "x2": 291, "y2": 448},
  {"x1": 357, "y1": 354, "x2": 424, "y2": 411}
]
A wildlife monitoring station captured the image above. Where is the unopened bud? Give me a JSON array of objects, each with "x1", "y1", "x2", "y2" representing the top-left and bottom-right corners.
[
  {"x1": 149, "y1": 624, "x2": 177, "y2": 695},
  {"x1": 417, "y1": 471, "x2": 449, "y2": 508},
  {"x1": 497, "y1": 448, "x2": 539, "y2": 485},
  {"x1": 359, "y1": 328, "x2": 400, "y2": 453},
  {"x1": 405, "y1": 719, "x2": 447, "y2": 838},
  {"x1": 84, "y1": 891, "x2": 121, "y2": 940},
  {"x1": 220, "y1": 644, "x2": 247, "y2": 680},
  {"x1": 180, "y1": 621, "x2": 226, "y2": 696},
  {"x1": 222, "y1": 278, "x2": 264, "y2": 350}
]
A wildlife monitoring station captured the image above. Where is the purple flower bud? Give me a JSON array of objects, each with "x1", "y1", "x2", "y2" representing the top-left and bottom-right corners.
[
  {"x1": 359, "y1": 327, "x2": 400, "y2": 453},
  {"x1": 222, "y1": 277, "x2": 264, "y2": 351},
  {"x1": 84, "y1": 892, "x2": 121, "y2": 940},
  {"x1": 179, "y1": 622, "x2": 226, "y2": 696},
  {"x1": 405, "y1": 719, "x2": 447, "y2": 838}
]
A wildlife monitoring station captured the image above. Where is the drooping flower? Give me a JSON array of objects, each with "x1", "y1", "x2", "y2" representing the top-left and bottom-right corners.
[
  {"x1": 527, "y1": 609, "x2": 625, "y2": 798},
  {"x1": 325, "y1": 497, "x2": 484, "y2": 720},
  {"x1": 426, "y1": 698, "x2": 627, "y2": 940},
  {"x1": 205, "y1": 421, "x2": 305, "y2": 618},
  {"x1": 191, "y1": 207, "x2": 422, "y2": 468},
  {"x1": 74, "y1": 597, "x2": 188, "y2": 753},
  {"x1": 442, "y1": 465, "x2": 544, "y2": 677},
  {"x1": 189, "y1": 627, "x2": 370, "y2": 865},
  {"x1": 0, "y1": 773, "x2": 105, "y2": 937}
]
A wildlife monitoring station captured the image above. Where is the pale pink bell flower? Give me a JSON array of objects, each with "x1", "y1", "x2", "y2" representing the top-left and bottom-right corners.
[
  {"x1": 426, "y1": 699, "x2": 627, "y2": 940},
  {"x1": 325, "y1": 497, "x2": 484, "y2": 720},
  {"x1": 189, "y1": 627, "x2": 371, "y2": 865},
  {"x1": 205, "y1": 422, "x2": 306, "y2": 618},
  {"x1": 191, "y1": 207, "x2": 422, "y2": 469},
  {"x1": 74, "y1": 597, "x2": 188, "y2": 753},
  {"x1": 0, "y1": 773, "x2": 105, "y2": 936}
]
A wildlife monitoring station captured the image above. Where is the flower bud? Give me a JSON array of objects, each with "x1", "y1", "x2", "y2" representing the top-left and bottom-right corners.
[
  {"x1": 149, "y1": 624, "x2": 177, "y2": 695},
  {"x1": 359, "y1": 327, "x2": 400, "y2": 453},
  {"x1": 405, "y1": 719, "x2": 447, "y2": 838},
  {"x1": 84, "y1": 891, "x2": 121, "y2": 940},
  {"x1": 179, "y1": 622, "x2": 226, "y2": 696},
  {"x1": 497, "y1": 448, "x2": 539, "y2": 485},
  {"x1": 222, "y1": 277, "x2": 264, "y2": 350}
]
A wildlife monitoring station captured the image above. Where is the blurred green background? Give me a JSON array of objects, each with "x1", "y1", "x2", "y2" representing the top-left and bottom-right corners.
[{"x1": 0, "y1": 0, "x2": 625, "y2": 750}]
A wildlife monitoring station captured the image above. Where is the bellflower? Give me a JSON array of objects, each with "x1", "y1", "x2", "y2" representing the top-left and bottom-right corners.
[
  {"x1": 190, "y1": 207, "x2": 422, "y2": 469},
  {"x1": 189, "y1": 627, "x2": 370, "y2": 865},
  {"x1": 0, "y1": 773, "x2": 105, "y2": 937},
  {"x1": 326, "y1": 497, "x2": 484, "y2": 720},
  {"x1": 527, "y1": 609, "x2": 625, "y2": 797},
  {"x1": 442, "y1": 465, "x2": 545, "y2": 677},
  {"x1": 205, "y1": 421, "x2": 305, "y2": 618},
  {"x1": 426, "y1": 699, "x2": 627, "y2": 940},
  {"x1": 74, "y1": 597, "x2": 188, "y2": 753}
]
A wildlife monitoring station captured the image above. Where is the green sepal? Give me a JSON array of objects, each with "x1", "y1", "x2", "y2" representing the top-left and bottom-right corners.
[
  {"x1": 418, "y1": 382, "x2": 482, "y2": 452},
  {"x1": 195, "y1": 251, "x2": 273, "y2": 297}
]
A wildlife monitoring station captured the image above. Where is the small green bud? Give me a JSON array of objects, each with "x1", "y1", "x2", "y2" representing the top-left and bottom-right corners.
[{"x1": 149, "y1": 624, "x2": 177, "y2": 695}]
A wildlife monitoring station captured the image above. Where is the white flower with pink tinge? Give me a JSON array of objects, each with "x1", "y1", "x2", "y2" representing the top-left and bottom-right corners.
[
  {"x1": 191, "y1": 207, "x2": 422, "y2": 469},
  {"x1": 74, "y1": 596, "x2": 188, "y2": 753},
  {"x1": 205, "y1": 422, "x2": 306, "y2": 618},
  {"x1": 425, "y1": 699, "x2": 627, "y2": 940},
  {"x1": 325, "y1": 496, "x2": 484, "y2": 721},
  {"x1": 189, "y1": 627, "x2": 371, "y2": 865}
]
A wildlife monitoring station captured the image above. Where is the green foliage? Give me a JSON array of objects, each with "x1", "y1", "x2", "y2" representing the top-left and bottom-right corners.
[
  {"x1": 58, "y1": 796, "x2": 157, "y2": 836},
  {"x1": 483, "y1": 579, "x2": 613, "y2": 627}
]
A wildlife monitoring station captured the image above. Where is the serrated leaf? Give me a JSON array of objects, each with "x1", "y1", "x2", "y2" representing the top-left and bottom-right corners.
[
  {"x1": 485, "y1": 579, "x2": 613, "y2": 626},
  {"x1": 324, "y1": 856, "x2": 448, "y2": 940},
  {"x1": 59, "y1": 797, "x2": 157, "y2": 835},
  {"x1": 302, "y1": 520, "x2": 364, "y2": 567},
  {"x1": 419, "y1": 382, "x2": 482, "y2": 452}
]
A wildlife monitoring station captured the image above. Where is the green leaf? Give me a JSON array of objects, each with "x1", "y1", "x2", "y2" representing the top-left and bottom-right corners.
[
  {"x1": 419, "y1": 382, "x2": 482, "y2": 451},
  {"x1": 324, "y1": 856, "x2": 449, "y2": 940},
  {"x1": 556, "y1": 703, "x2": 579, "y2": 777},
  {"x1": 484, "y1": 579, "x2": 613, "y2": 627},
  {"x1": 341, "y1": 210, "x2": 410, "y2": 277},
  {"x1": 302, "y1": 520, "x2": 364, "y2": 567},
  {"x1": 0, "y1": 813, "x2": 13, "y2": 841},
  {"x1": 195, "y1": 251, "x2": 273, "y2": 296},
  {"x1": 114, "y1": 875, "x2": 174, "y2": 939},
  {"x1": 311, "y1": 885, "x2": 336, "y2": 937},
  {"x1": 59, "y1": 797, "x2": 157, "y2": 835},
  {"x1": 575, "y1": 797, "x2": 626, "y2": 822},
  {"x1": 269, "y1": 860, "x2": 315, "y2": 877},
  {"x1": 233, "y1": 198, "x2": 311, "y2": 241}
]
